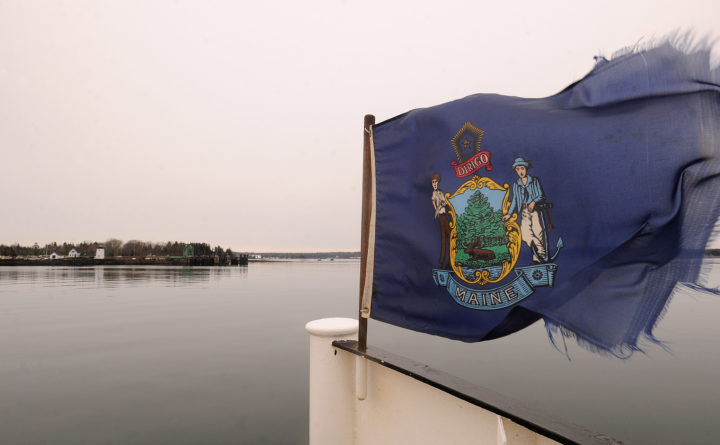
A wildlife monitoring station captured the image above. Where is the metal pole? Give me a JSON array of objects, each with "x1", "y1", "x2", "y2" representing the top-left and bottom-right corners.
[{"x1": 359, "y1": 114, "x2": 375, "y2": 352}]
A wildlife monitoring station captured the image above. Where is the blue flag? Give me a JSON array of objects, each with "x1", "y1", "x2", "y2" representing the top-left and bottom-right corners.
[{"x1": 363, "y1": 42, "x2": 720, "y2": 356}]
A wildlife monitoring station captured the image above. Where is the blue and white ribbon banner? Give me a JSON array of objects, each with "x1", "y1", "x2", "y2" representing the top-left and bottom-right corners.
[{"x1": 433, "y1": 264, "x2": 557, "y2": 310}]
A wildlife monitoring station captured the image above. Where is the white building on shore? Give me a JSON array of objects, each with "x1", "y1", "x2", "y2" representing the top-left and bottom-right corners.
[{"x1": 95, "y1": 246, "x2": 105, "y2": 259}]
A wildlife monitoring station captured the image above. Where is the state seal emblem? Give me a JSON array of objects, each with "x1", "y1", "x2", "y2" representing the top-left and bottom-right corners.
[{"x1": 432, "y1": 123, "x2": 564, "y2": 310}]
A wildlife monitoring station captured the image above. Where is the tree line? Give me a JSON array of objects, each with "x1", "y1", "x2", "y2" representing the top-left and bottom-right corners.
[{"x1": 0, "y1": 240, "x2": 234, "y2": 259}]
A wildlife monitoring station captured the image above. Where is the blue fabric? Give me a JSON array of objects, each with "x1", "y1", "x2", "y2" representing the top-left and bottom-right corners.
[{"x1": 369, "y1": 43, "x2": 720, "y2": 355}]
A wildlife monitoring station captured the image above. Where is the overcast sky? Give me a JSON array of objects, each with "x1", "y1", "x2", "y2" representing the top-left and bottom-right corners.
[{"x1": 1, "y1": 0, "x2": 718, "y2": 251}]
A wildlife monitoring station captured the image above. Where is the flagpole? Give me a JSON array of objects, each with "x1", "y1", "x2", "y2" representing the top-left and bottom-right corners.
[{"x1": 359, "y1": 114, "x2": 375, "y2": 352}]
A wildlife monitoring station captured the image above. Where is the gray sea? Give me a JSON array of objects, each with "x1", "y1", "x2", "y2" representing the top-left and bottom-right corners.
[{"x1": 1, "y1": 261, "x2": 719, "y2": 444}]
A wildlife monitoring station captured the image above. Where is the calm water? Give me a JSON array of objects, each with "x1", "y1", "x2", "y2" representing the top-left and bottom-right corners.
[{"x1": 0, "y1": 261, "x2": 719, "y2": 444}]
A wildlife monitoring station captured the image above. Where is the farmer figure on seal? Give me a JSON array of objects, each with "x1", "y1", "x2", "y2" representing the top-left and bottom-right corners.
[{"x1": 431, "y1": 172, "x2": 451, "y2": 269}]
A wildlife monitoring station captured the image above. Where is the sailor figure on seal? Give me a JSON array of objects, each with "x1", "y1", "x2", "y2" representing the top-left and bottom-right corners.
[{"x1": 502, "y1": 157, "x2": 552, "y2": 265}]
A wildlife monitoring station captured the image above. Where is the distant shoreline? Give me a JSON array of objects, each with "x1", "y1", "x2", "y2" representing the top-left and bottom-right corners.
[
  {"x1": 249, "y1": 258, "x2": 360, "y2": 263},
  {"x1": 1, "y1": 250, "x2": 715, "y2": 266},
  {"x1": 0, "y1": 252, "x2": 363, "y2": 266},
  {"x1": 246, "y1": 251, "x2": 360, "y2": 261},
  {"x1": 0, "y1": 256, "x2": 248, "y2": 267}
]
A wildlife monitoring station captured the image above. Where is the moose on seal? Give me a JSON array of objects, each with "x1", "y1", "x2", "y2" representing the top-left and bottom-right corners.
[{"x1": 464, "y1": 237, "x2": 496, "y2": 261}]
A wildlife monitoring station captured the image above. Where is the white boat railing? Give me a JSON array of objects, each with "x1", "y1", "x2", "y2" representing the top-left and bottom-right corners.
[{"x1": 306, "y1": 317, "x2": 621, "y2": 445}]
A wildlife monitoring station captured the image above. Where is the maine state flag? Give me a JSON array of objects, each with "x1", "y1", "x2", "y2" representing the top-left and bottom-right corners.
[{"x1": 362, "y1": 41, "x2": 720, "y2": 356}]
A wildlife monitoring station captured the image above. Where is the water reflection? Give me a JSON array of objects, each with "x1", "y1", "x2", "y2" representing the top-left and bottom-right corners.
[
  {"x1": 0, "y1": 266, "x2": 248, "y2": 289},
  {"x1": 0, "y1": 262, "x2": 356, "y2": 445},
  {"x1": 0, "y1": 260, "x2": 716, "y2": 445}
]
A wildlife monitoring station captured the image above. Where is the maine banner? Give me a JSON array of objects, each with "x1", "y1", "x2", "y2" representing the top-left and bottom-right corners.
[{"x1": 364, "y1": 42, "x2": 720, "y2": 355}]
